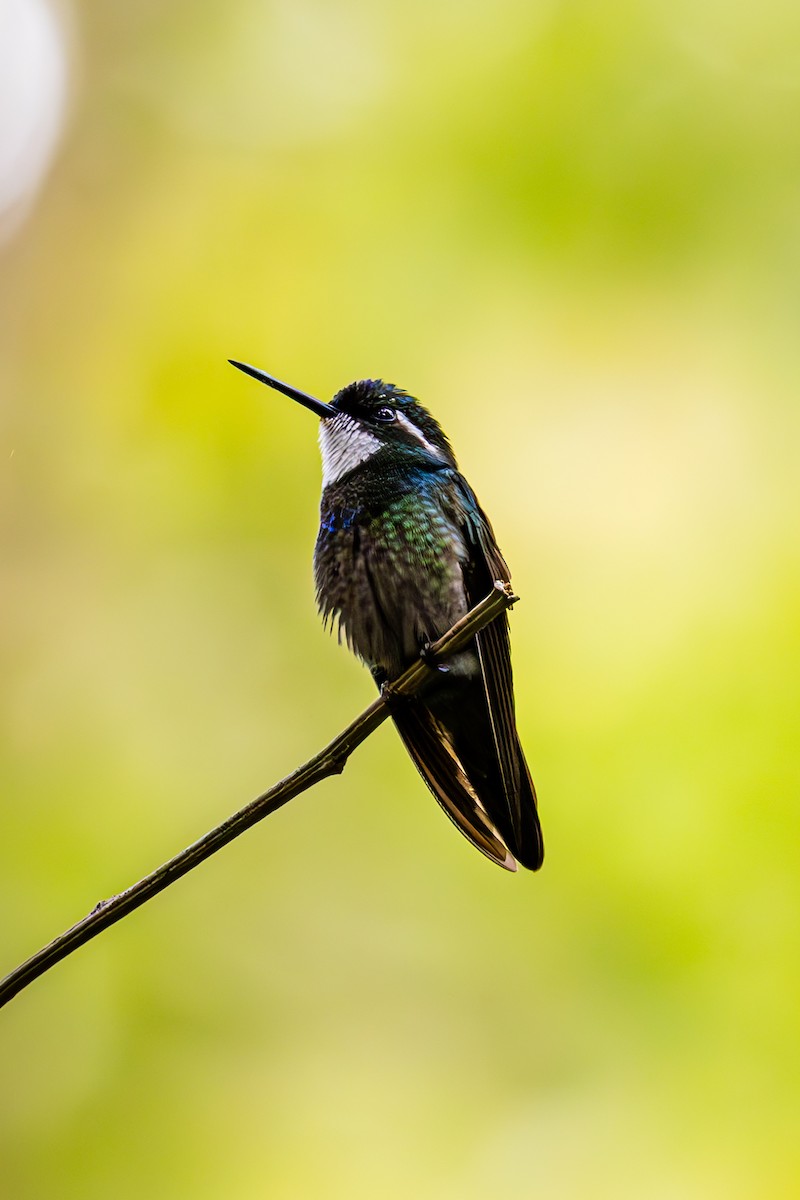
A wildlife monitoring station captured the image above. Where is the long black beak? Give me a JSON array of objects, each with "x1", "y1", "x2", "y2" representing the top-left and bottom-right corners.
[{"x1": 228, "y1": 360, "x2": 336, "y2": 419}]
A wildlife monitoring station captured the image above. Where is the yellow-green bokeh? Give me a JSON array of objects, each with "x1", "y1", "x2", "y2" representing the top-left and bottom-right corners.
[{"x1": 2, "y1": 2, "x2": 799, "y2": 1197}]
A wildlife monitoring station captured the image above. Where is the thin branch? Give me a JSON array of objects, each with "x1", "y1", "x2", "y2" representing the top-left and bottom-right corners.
[{"x1": 0, "y1": 581, "x2": 518, "y2": 1011}]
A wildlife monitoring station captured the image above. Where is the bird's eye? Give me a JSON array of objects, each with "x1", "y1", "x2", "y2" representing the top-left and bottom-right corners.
[{"x1": 374, "y1": 406, "x2": 395, "y2": 423}]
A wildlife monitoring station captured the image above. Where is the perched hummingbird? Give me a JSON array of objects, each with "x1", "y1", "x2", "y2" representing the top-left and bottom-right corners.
[{"x1": 230, "y1": 360, "x2": 544, "y2": 872}]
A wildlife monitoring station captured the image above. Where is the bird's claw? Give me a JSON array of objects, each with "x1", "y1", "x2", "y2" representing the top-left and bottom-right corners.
[
  {"x1": 420, "y1": 642, "x2": 449, "y2": 672},
  {"x1": 372, "y1": 666, "x2": 401, "y2": 707}
]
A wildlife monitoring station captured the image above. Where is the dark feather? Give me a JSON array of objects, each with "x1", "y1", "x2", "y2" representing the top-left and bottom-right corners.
[
  {"x1": 391, "y1": 701, "x2": 518, "y2": 871},
  {"x1": 448, "y1": 474, "x2": 544, "y2": 870}
]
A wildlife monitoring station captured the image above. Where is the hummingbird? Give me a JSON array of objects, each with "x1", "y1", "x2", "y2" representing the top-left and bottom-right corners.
[{"x1": 229, "y1": 360, "x2": 544, "y2": 872}]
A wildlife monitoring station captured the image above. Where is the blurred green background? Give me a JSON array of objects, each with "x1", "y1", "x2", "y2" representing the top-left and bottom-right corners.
[{"x1": 2, "y1": 1, "x2": 799, "y2": 1197}]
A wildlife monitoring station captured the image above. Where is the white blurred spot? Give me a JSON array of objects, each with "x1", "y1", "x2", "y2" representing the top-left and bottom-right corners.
[{"x1": 0, "y1": 0, "x2": 70, "y2": 242}]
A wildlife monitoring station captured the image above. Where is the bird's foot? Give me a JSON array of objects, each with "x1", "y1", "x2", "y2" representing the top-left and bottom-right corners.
[
  {"x1": 371, "y1": 665, "x2": 402, "y2": 708},
  {"x1": 420, "y1": 642, "x2": 450, "y2": 673}
]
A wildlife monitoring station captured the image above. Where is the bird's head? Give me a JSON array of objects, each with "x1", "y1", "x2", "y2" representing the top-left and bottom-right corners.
[{"x1": 229, "y1": 361, "x2": 456, "y2": 486}]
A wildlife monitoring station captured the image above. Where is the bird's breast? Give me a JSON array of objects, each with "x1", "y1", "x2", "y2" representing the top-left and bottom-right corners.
[{"x1": 314, "y1": 489, "x2": 470, "y2": 676}]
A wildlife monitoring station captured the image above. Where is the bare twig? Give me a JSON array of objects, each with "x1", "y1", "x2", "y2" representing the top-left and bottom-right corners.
[{"x1": 0, "y1": 582, "x2": 518, "y2": 1010}]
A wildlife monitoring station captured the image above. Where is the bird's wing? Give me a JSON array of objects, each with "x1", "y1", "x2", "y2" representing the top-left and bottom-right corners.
[
  {"x1": 448, "y1": 473, "x2": 544, "y2": 870},
  {"x1": 391, "y1": 700, "x2": 518, "y2": 871}
]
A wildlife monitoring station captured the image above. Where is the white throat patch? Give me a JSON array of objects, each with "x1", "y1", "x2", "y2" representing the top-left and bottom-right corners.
[{"x1": 319, "y1": 415, "x2": 381, "y2": 487}]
